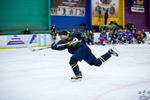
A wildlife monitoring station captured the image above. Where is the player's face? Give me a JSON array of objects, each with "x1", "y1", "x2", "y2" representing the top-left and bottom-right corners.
[{"x1": 59, "y1": 35, "x2": 67, "y2": 40}]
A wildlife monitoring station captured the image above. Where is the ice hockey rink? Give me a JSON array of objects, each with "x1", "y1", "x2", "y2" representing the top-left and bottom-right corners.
[{"x1": 0, "y1": 44, "x2": 150, "y2": 100}]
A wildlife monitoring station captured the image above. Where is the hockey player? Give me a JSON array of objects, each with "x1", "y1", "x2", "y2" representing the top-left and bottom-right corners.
[
  {"x1": 126, "y1": 30, "x2": 134, "y2": 44},
  {"x1": 51, "y1": 31, "x2": 119, "y2": 80},
  {"x1": 98, "y1": 30, "x2": 108, "y2": 45},
  {"x1": 117, "y1": 29, "x2": 124, "y2": 44},
  {"x1": 141, "y1": 29, "x2": 147, "y2": 41},
  {"x1": 122, "y1": 29, "x2": 128, "y2": 44},
  {"x1": 86, "y1": 30, "x2": 94, "y2": 45},
  {"x1": 108, "y1": 30, "x2": 118, "y2": 44},
  {"x1": 134, "y1": 31, "x2": 144, "y2": 44}
]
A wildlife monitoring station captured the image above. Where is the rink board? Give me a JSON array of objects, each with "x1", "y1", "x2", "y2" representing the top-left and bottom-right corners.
[
  {"x1": 0, "y1": 34, "x2": 53, "y2": 48},
  {"x1": 0, "y1": 32, "x2": 150, "y2": 48}
]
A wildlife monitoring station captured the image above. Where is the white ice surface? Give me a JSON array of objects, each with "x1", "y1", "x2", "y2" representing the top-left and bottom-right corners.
[{"x1": 0, "y1": 44, "x2": 150, "y2": 100}]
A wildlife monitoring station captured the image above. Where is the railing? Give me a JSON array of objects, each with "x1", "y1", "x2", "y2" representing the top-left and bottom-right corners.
[
  {"x1": 55, "y1": 26, "x2": 89, "y2": 30},
  {"x1": 99, "y1": 25, "x2": 117, "y2": 31},
  {"x1": 1, "y1": 30, "x2": 51, "y2": 35},
  {"x1": 0, "y1": 25, "x2": 89, "y2": 35}
]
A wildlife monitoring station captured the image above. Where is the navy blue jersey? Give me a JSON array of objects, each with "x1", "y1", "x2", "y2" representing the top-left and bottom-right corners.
[
  {"x1": 126, "y1": 32, "x2": 133, "y2": 39},
  {"x1": 51, "y1": 31, "x2": 99, "y2": 64},
  {"x1": 51, "y1": 31, "x2": 86, "y2": 54},
  {"x1": 117, "y1": 31, "x2": 124, "y2": 39},
  {"x1": 109, "y1": 32, "x2": 118, "y2": 39},
  {"x1": 100, "y1": 33, "x2": 108, "y2": 40}
]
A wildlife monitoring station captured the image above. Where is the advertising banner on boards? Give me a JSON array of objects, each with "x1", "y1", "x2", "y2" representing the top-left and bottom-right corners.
[{"x1": 0, "y1": 34, "x2": 51, "y2": 48}]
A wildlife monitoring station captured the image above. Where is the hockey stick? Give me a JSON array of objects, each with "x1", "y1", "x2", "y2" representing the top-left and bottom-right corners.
[
  {"x1": 27, "y1": 38, "x2": 81, "y2": 52},
  {"x1": 30, "y1": 42, "x2": 76, "y2": 52},
  {"x1": 26, "y1": 43, "x2": 69, "y2": 52},
  {"x1": 27, "y1": 45, "x2": 51, "y2": 52},
  {"x1": 28, "y1": 42, "x2": 70, "y2": 52},
  {"x1": 26, "y1": 42, "x2": 51, "y2": 52},
  {"x1": 32, "y1": 47, "x2": 51, "y2": 52},
  {"x1": 57, "y1": 38, "x2": 82, "y2": 47}
]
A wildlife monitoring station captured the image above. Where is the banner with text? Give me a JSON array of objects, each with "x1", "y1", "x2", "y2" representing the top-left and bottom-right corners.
[{"x1": 131, "y1": 0, "x2": 145, "y2": 12}]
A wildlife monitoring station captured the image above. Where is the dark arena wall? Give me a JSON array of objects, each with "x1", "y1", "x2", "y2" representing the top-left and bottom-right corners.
[
  {"x1": 125, "y1": 0, "x2": 150, "y2": 31},
  {"x1": 0, "y1": 0, "x2": 51, "y2": 31}
]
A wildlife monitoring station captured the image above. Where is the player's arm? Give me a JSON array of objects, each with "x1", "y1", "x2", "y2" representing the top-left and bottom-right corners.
[{"x1": 51, "y1": 40, "x2": 67, "y2": 50}]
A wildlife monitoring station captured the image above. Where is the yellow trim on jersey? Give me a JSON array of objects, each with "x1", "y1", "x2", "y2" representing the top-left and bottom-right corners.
[
  {"x1": 67, "y1": 32, "x2": 70, "y2": 38},
  {"x1": 67, "y1": 32, "x2": 73, "y2": 40},
  {"x1": 72, "y1": 64, "x2": 78, "y2": 69},
  {"x1": 100, "y1": 57, "x2": 106, "y2": 62},
  {"x1": 67, "y1": 37, "x2": 78, "y2": 46}
]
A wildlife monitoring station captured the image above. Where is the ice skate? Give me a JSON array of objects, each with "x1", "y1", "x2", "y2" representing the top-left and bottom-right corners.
[
  {"x1": 71, "y1": 71, "x2": 82, "y2": 81},
  {"x1": 108, "y1": 48, "x2": 119, "y2": 56}
]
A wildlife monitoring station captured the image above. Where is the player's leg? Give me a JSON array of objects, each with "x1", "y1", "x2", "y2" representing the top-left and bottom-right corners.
[
  {"x1": 69, "y1": 57, "x2": 81, "y2": 76},
  {"x1": 88, "y1": 52, "x2": 111, "y2": 66},
  {"x1": 85, "y1": 49, "x2": 118, "y2": 67},
  {"x1": 69, "y1": 45, "x2": 90, "y2": 79},
  {"x1": 69, "y1": 57, "x2": 82, "y2": 80}
]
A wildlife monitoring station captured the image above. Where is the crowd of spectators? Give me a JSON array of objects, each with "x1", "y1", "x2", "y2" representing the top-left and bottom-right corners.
[
  {"x1": 95, "y1": 28, "x2": 147, "y2": 45},
  {"x1": 52, "y1": 24, "x2": 148, "y2": 46}
]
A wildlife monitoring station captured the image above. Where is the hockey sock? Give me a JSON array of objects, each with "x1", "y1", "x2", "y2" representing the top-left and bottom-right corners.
[
  {"x1": 71, "y1": 64, "x2": 80, "y2": 76},
  {"x1": 90, "y1": 53, "x2": 111, "y2": 66},
  {"x1": 99, "y1": 53, "x2": 111, "y2": 62}
]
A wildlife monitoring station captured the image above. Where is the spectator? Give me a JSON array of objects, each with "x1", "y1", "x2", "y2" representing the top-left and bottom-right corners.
[
  {"x1": 129, "y1": 24, "x2": 136, "y2": 37},
  {"x1": 134, "y1": 31, "x2": 144, "y2": 44},
  {"x1": 141, "y1": 29, "x2": 147, "y2": 40},
  {"x1": 126, "y1": 29, "x2": 134, "y2": 44},
  {"x1": 98, "y1": 30, "x2": 108, "y2": 45},
  {"x1": 86, "y1": 30, "x2": 94, "y2": 45},
  {"x1": 122, "y1": 29, "x2": 128, "y2": 44},
  {"x1": 126, "y1": 23, "x2": 134, "y2": 30},
  {"x1": 23, "y1": 27, "x2": 31, "y2": 34},
  {"x1": 113, "y1": 30, "x2": 118, "y2": 44},
  {"x1": 117, "y1": 29, "x2": 124, "y2": 44},
  {"x1": 51, "y1": 24, "x2": 57, "y2": 40}
]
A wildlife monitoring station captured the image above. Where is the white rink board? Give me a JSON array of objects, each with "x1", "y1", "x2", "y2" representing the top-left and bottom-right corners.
[
  {"x1": 0, "y1": 34, "x2": 53, "y2": 48},
  {"x1": 0, "y1": 32, "x2": 150, "y2": 48}
]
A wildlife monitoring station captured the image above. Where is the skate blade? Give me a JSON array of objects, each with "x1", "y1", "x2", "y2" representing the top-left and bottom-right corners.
[
  {"x1": 112, "y1": 47, "x2": 120, "y2": 56},
  {"x1": 71, "y1": 78, "x2": 82, "y2": 82}
]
